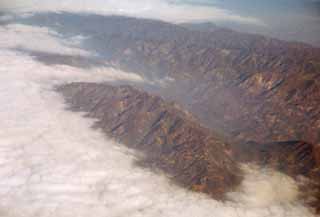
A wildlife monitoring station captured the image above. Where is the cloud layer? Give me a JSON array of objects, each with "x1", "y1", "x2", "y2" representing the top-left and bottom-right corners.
[{"x1": 0, "y1": 0, "x2": 264, "y2": 25}]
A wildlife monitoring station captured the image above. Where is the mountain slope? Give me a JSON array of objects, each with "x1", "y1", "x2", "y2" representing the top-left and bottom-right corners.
[
  {"x1": 57, "y1": 82, "x2": 320, "y2": 212},
  {"x1": 57, "y1": 82, "x2": 241, "y2": 199}
]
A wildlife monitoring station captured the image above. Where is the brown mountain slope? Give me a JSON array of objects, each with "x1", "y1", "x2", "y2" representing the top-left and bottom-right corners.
[
  {"x1": 106, "y1": 23, "x2": 320, "y2": 145},
  {"x1": 57, "y1": 82, "x2": 320, "y2": 212},
  {"x1": 56, "y1": 82, "x2": 241, "y2": 199},
  {"x1": 235, "y1": 141, "x2": 319, "y2": 178}
]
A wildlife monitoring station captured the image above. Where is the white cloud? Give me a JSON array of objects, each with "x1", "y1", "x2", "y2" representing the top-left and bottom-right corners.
[
  {"x1": 1, "y1": 0, "x2": 264, "y2": 25},
  {"x1": 0, "y1": 23, "x2": 315, "y2": 217},
  {"x1": 0, "y1": 24, "x2": 91, "y2": 56},
  {"x1": 227, "y1": 164, "x2": 301, "y2": 207}
]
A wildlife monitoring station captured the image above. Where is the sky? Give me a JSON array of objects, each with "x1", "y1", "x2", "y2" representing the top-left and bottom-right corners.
[
  {"x1": 206, "y1": 0, "x2": 320, "y2": 45},
  {"x1": 174, "y1": 0, "x2": 320, "y2": 45},
  {"x1": 0, "y1": 0, "x2": 263, "y2": 24}
]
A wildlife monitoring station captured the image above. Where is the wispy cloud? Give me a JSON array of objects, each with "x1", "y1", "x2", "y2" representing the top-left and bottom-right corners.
[
  {"x1": 1, "y1": 0, "x2": 264, "y2": 25},
  {"x1": 0, "y1": 24, "x2": 90, "y2": 56}
]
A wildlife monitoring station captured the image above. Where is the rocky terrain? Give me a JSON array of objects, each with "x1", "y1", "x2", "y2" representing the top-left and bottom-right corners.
[
  {"x1": 234, "y1": 141, "x2": 318, "y2": 177},
  {"x1": 57, "y1": 83, "x2": 241, "y2": 199},
  {"x1": 57, "y1": 82, "x2": 320, "y2": 212}
]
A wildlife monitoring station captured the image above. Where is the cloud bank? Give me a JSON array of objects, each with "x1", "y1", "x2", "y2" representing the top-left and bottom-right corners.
[
  {"x1": 0, "y1": 0, "x2": 264, "y2": 25},
  {"x1": 0, "y1": 22, "x2": 316, "y2": 217}
]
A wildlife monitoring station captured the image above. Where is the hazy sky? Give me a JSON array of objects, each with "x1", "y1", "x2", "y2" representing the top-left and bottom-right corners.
[
  {"x1": 1, "y1": 0, "x2": 319, "y2": 45},
  {"x1": 174, "y1": 0, "x2": 320, "y2": 45},
  {"x1": 0, "y1": 0, "x2": 263, "y2": 24}
]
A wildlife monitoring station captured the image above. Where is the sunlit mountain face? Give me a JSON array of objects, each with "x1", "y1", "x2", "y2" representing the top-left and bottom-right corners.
[{"x1": 0, "y1": 1, "x2": 319, "y2": 217}]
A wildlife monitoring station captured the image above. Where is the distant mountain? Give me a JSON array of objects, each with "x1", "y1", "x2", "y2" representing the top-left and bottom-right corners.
[{"x1": 179, "y1": 22, "x2": 220, "y2": 32}]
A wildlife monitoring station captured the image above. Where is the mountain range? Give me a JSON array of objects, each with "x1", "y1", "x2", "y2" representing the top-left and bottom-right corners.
[{"x1": 13, "y1": 13, "x2": 320, "y2": 212}]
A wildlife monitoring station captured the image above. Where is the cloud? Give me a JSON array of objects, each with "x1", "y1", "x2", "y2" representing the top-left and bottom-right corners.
[
  {"x1": 227, "y1": 164, "x2": 301, "y2": 207},
  {"x1": 0, "y1": 22, "x2": 174, "y2": 87},
  {"x1": 0, "y1": 24, "x2": 91, "y2": 56},
  {"x1": 0, "y1": 23, "x2": 316, "y2": 217},
  {"x1": 0, "y1": 0, "x2": 264, "y2": 25}
]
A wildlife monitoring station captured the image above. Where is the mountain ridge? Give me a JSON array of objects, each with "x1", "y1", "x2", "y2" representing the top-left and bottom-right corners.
[
  {"x1": 57, "y1": 82, "x2": 320, "y2": 212},
  {"x1": 17, "y1": 13, "x2": 320, "y2": 146},
  {"x1": 57, "y1": 82, "x2": 241, "y2": 199}
]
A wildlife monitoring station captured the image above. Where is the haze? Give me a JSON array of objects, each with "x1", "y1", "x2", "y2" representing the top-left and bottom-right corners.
[{"x1": 1, "y1": 0, "x2": 320, "y2": 45}]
